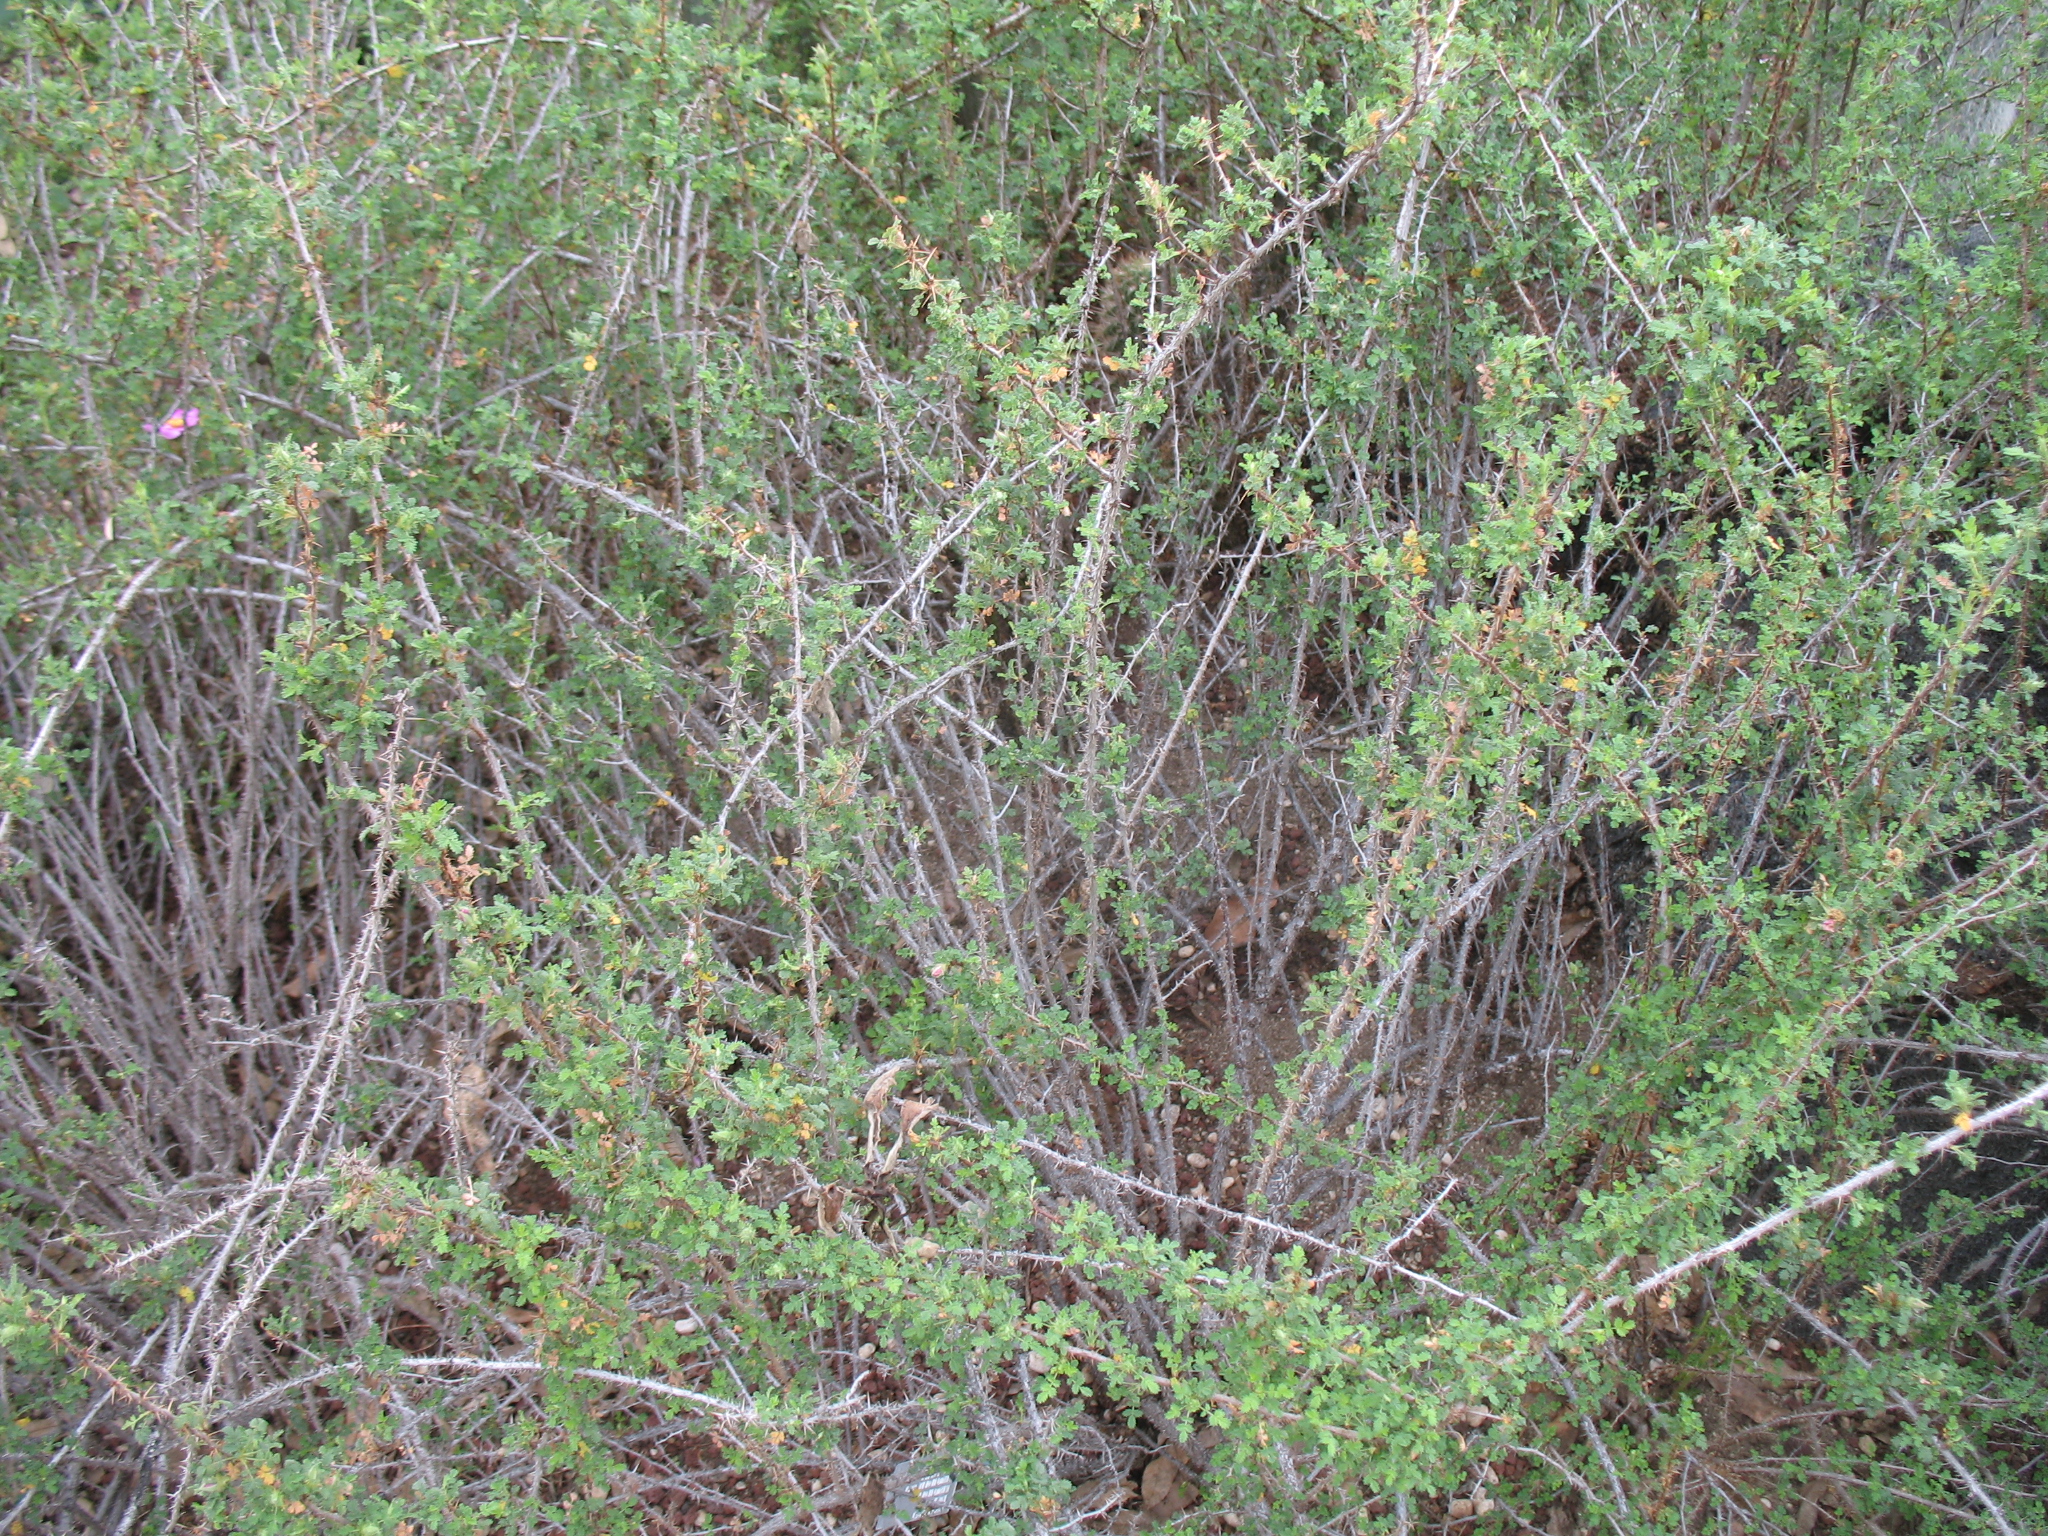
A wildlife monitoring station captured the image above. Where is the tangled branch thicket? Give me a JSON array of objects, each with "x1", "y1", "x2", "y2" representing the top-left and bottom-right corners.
[{"x1": 3, "y1": 0, "x2": 2047, "y2": 1531}]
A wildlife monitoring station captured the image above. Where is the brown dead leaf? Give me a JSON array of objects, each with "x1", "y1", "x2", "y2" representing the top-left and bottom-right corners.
[
  {"x1": 1724, "y1": 1373, "x2": 1778, "y2": 1425},
  {"x1": 435, "y1": 844, "x2": 484, "y2": 901},
  {"x1": 281, "y1": 943, "x2": 330, "y2": 1000},
  {"x1": 452, "y1": 1060, "x2": 493, "y2": 1172},
  {"x1": 855, "y1": 1471, "x2": 886, "y2": 1535},
  {"x1": 1557, "y1": 908, "x2": 1599, "y2": 948},
  {"x1": 1141, "y1": 1452, "x2": 1197, "y2": 1522},
  {"x1": 1140, "y1": 1454, "x2": 1181, "y2": 1510},
  {"x1": 1953, "y1": 955, "x2": 2012, "y2": 997},
  {"x1": 816, "y1": 1184, "x2": 845, "y2": 1231},
  {"x1": 898, "y1": 1098, "x2": 938, "y2": 1135},
  {"x1": 1204, "y1": 885, "x2": 1275, "y2": 947}
]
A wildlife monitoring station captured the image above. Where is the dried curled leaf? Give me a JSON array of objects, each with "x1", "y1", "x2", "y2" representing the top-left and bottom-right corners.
[
  {"x1": 863, "y1": 1059, "x2": 910, "y2": 1115},
  {"x1": 434, "y1": 844, "x2": 484, "y2": 901}
]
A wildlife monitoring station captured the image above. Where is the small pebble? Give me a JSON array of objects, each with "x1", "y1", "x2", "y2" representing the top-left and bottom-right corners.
[
  {"x1": 673, "y1": 1317, "x2": 699, "y2": 1335},
  {"x1": 1186, "y1": 1153, "x2": 1209, "y2": 1169},
  {"x1": 858, "y1": 1342, "x2": 877, "y2": 1359}
]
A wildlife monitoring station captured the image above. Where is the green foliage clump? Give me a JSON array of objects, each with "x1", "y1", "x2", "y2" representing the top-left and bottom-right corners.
[{"x1": 1, "y1": 0, "x2": 2046, "y2": 1531}]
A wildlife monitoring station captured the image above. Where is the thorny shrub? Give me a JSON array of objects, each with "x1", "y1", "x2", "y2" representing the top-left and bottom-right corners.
[{"x1": 2, "y1": 0, "x2": 2047, "y2": 1532}]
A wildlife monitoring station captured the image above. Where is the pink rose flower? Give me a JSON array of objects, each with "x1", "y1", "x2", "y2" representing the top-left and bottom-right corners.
[{"x1": 146, "y1": 407, "x2": 199, "y2": 440}]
